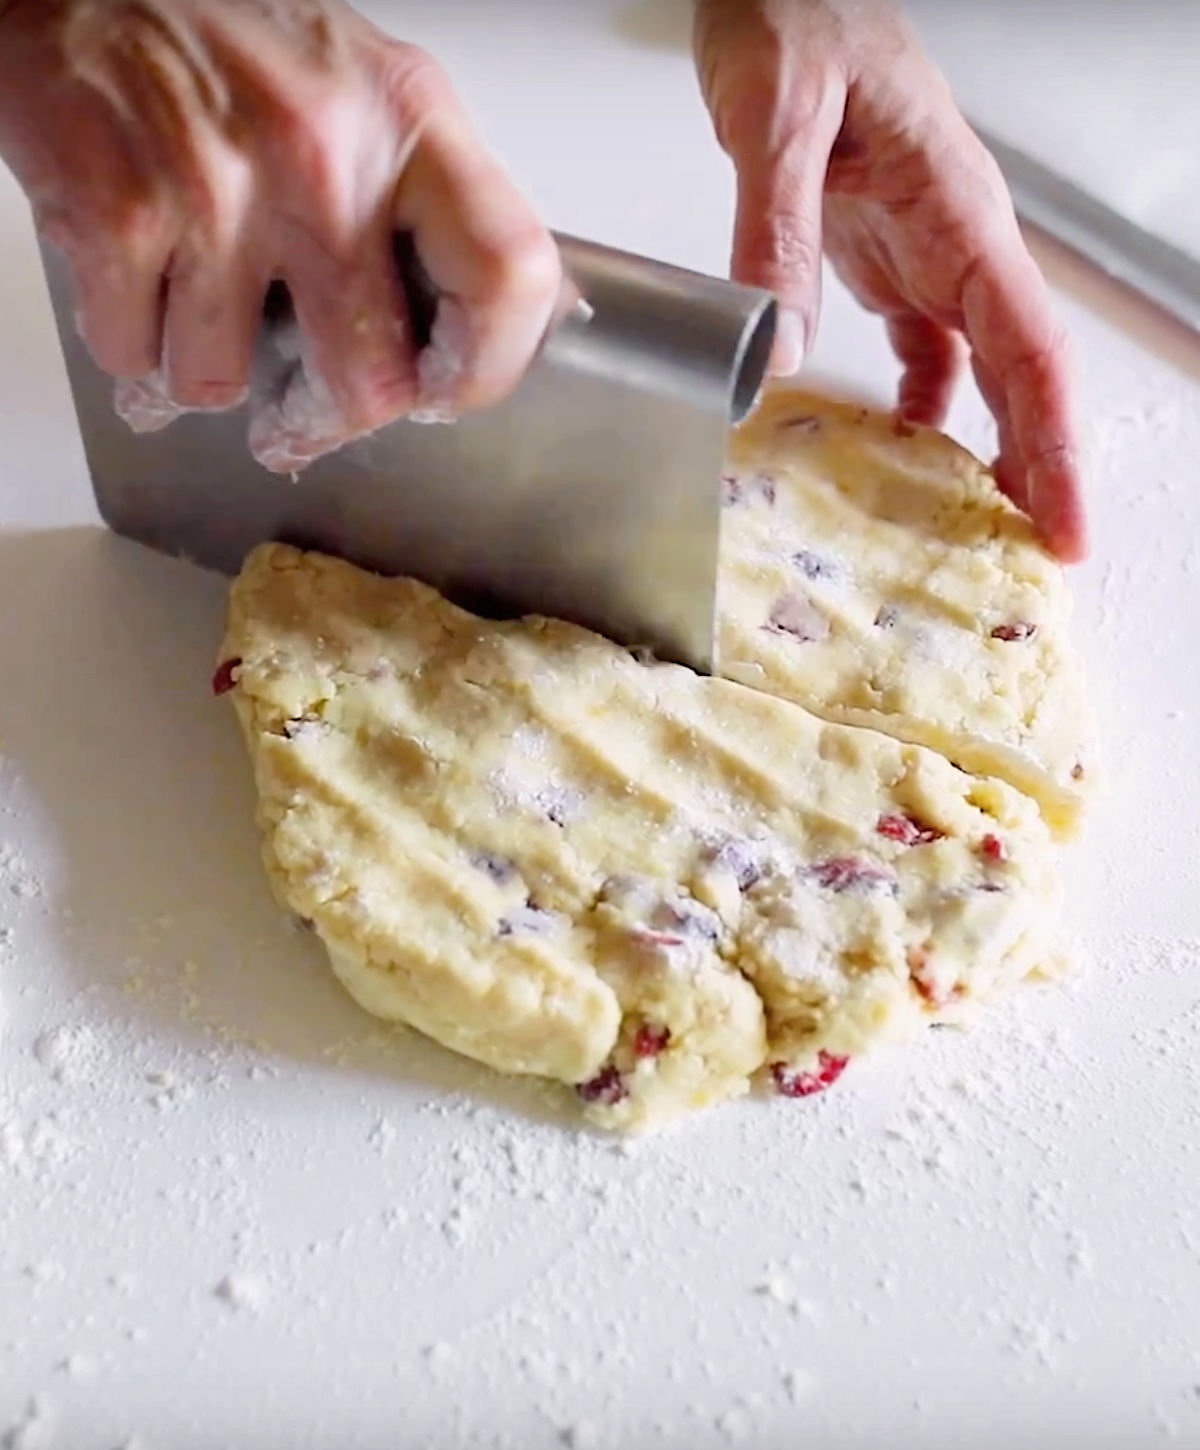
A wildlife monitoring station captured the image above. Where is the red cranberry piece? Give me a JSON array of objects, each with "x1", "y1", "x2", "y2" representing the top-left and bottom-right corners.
[
  {"x1": 908, "y1": 943, "x2": 935, "y2": 1000},
  {"x1": 211, "y1": 657, "x2": 242, "y2": 696},
  {"x1": 911, "y1": 973, "x2": 962, "y2": 1009},
  {"x1": 918, "y1": 980, "x2": 964, "y2": 1008},
  {"x1": 876, "y1": 813, "x2": 944, "y2": 847},
  {"x1": 633, "y1": 1023, "x2": 671, "y2": 1059},
  {"x1": 577, "y1": 1065, "x2": 627, "y2": 1106},
  {"x1": 809, "y1": 857, "x2": 894, "y2": 893},
  {"x1": 630, "y1": 929, "x2": 687, "y2": 949},
  {"x1": 912, "y1": 976, "x2": 938, "y2": 1005},
  {"x1": 980, "y1": 834, "x2": 1008, "y2": 864},
  {"x1": 990, "y1": 621, "x2": 1037, "y2": 642},
  {"x1": 908, "y1": 946, "x2": 963, "y2": 1008},
  {"x1": 771, "y1": 1051, "x2": 848, "y2": 1098}
]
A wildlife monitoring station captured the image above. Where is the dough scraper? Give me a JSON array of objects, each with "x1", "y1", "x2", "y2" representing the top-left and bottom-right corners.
[{"x1": 38, "y1": 233, "x2": 776, "y2": 674}]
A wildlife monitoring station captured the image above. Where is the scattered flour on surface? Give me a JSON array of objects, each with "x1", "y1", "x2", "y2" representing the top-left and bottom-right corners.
[
  {"x1": 424, "y1": 1341, "x2": 455, "y2": 1374},
  {"x1": 556, "y1": 1420, "x2": 598, "y2": 1449},
  {"x1": 1, "y1": 1397, "x2": 55, "y2": 1450},
  {"x1": 0, "y1": 845, "x2": 42, "y2": 902},
  {"x1": 213, "y1": 1274, "x2": 271, "y2": 1316},
  {"x1": 32, "y1": 1026, "x2": 102, "y2": 1085},
  {"x1": 1, "y1": 1110, "x2": 76, "y2": 1179},
  {"x1": 782, "y1": 1368, "x2": 817, "y2": 1405},
  {"x1": 55, "y1": 1354, "x2": 97, "y2": 1383}
]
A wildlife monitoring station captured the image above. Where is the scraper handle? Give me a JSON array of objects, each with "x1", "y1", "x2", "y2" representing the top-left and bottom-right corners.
[{"x1": 260, "y1": 231, "x2": 775, "y2": 427}]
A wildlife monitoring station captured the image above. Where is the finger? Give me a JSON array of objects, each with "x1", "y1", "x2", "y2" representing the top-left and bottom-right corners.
[
  {"x1": 721, "y1": 81, "x2": 847, "y2": 376},
  {"x1": 282, "y1": 225, "x2": 416, "y2": 440},
  {"x1": 962, "y1": 248, "x2": 1088, "y2": 562},
  {"x1": 247, "y1": 305, "x2": 364, "y2": 474},
  {"x1": 887, "y1": 314, "x2": 965, "y2": 427},
  {"x1": 69, "y1": 246, "x2": 165, "y2": 381},
  {"x1": 971, "y1": 353, "x2": 1028, "y2": 514},
  {"x1": 396, "y1": 107, "x2": 561, "y2": 416},
  {"x1": 162, "y1": 251, "x2": 264, "y2": 411}
]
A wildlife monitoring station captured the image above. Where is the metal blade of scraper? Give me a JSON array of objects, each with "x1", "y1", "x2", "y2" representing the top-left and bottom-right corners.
[{"x1": 38, "y1": 232, "x2": 776, "y2": 673}]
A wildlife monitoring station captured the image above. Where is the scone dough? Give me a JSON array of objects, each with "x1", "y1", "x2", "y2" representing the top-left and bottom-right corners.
[
  {"x1": 219, "y1": 530, "x2": 1067, "y2": 1133},
  {"x1": 721, "y1": 388, "x2": 1099, "y2": 838}
]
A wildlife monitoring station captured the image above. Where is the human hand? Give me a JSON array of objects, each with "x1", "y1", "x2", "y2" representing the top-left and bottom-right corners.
[
  {"x1": 694, "y1": 0, "x2": 1087, "y2": 562},
  {"x1": 0, "y1": 0, "x2": 561, "y2": 470}
]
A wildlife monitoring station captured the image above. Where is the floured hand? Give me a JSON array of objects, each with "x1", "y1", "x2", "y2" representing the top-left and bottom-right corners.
[
  {"x1": 0, "y1": 0, "x2": 561, "y2": 469},
  {"x1": 693, "y1": 0, "x2": 1088, "y2": 563}
]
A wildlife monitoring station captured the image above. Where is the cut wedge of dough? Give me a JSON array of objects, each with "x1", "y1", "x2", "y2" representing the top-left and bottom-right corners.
[{"x1": 720, "y1": 388, "x2": 1099, "y2": 839}]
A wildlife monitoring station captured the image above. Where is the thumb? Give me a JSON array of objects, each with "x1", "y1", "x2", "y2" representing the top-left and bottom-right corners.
[{"x1": 724, "y1": 88, "x2": 846, "y2": 377}]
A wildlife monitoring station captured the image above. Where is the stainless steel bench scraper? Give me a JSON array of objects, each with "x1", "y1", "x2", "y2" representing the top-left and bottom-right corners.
[{"x1": 38, "y1": 233, "x2": 776, "y2": 674}]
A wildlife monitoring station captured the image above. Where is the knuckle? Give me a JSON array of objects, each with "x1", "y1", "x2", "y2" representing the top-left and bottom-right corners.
[
  {"x1": 481, "y1": 225, "x2": 561, "y2": 308},
  {"x1": 1026, "y1": 441, "x2": 1075, "y2": 475},
  {"x1": 784, "y1": 70, "x2": 846, "y2": 142},
  {"x1": 1002, "y1": 328, "x2": 1071, "y2": 393},
  {"x1": 32, "y1": 201, "x2": 80, "y2": 259},
  {"x1": 274, "y1": 104, "x2": 340, "y2": 204},
  {"x1": 375, "y1": 41, "x2": 453, "y2": 127},
  {"x1": 974, "y1": 144, "x2": 1009, "y2": 204},
  {"x1": 722, "y1": 58, "x2": 845, "y2": 163},
  {"x1": 189, "y1": 157, "x2": 253, "y2": 252},
  {"x1": 109, "y1": 187, "x2": 173, "y2": 260},
  {"x1": 759, "y1": 207, "x2": 821, "y2": 281}
]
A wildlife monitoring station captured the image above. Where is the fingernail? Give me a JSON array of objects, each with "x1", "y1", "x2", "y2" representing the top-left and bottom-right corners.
[
  {"x1": 114, "y1": 370, "x2": 184, "y2": 434},
  {"x1": 769, "y1": 310, "x2": 806, "y2": 378}
]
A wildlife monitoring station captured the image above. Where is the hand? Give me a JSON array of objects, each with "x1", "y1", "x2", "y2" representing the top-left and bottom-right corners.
[
  {"x1": 0, "y1": 0, "x2": 561, "y2": 470},
  {"x1": 694, "y1": 0, "x2": 1088, "y2": 562}
]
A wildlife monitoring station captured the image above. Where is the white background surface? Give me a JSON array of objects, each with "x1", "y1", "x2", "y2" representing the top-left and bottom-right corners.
[
  {"x1": 2, "y1": 4, "x2": 1199, "y2": 1448},
  {"x1": 908, "y1": 0, "x2": 1200, "y2": 264}
]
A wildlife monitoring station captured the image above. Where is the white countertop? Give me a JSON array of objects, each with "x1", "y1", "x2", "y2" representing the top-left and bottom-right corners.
[
  {"x1": 2, "y1": 4, "x2": 1199, "y2": 1447},
  {"x1": 909, "y1": 0, "x2": 1200, "y2": 264}
]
